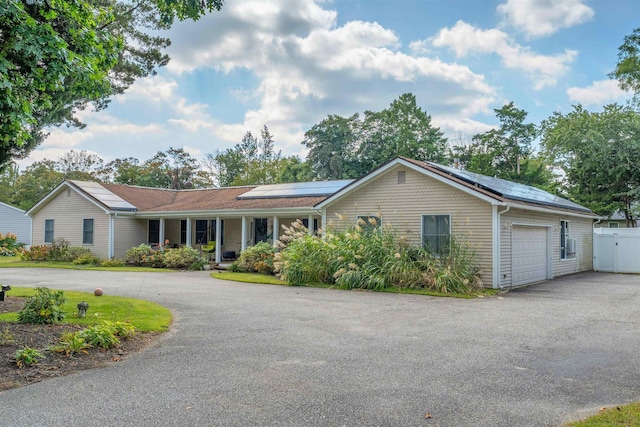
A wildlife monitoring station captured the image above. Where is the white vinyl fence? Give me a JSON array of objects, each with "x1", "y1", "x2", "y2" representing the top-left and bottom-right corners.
[{"x1": 593, "y1": 228, "x2": 640, "y2": 273}]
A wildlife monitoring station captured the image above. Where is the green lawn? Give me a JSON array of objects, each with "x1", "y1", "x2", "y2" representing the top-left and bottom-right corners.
[
  {"x1": 0, "y1": 256, "x2": 171, "y2": 272},
  {"x1": 565, "y1": 402, "x2": 640, "y2": 426},
  {"x1": 0, "y1": 287, "x2": 172, "y2": 332},
  {"x1": 212, "y1": 271, "x2": 497, "y2": 298}
]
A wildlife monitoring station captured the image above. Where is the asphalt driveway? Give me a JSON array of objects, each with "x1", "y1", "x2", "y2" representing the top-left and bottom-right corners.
[{"x1": 0, "y1": 269, "x2": 638, "y2": 426}]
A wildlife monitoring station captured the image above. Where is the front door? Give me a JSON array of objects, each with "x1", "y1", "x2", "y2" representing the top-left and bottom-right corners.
[{"x1": 254, "y1": 218, "x2": 268, "y2": 244}]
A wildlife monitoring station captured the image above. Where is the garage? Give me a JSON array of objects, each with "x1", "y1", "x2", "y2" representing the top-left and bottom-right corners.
[{"x1": 511, "y1": 226, "x2": 549, "y2": 286}]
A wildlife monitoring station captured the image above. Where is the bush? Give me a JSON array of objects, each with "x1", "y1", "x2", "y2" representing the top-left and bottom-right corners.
[
  {"x1": 79, "y1": 323, "x2": 120, "y2": 349},
  {"x1": 235, "y1": 242, "x2": 275, "y2": 274},
  {"x1": 14, "y1": 347, "x2": 43, "y2": 367},
  {"x1": 124, "y1": 244, "x2": 155, "y2": 266},
  {"x1": 72, "y1": 254, "x2": 101, "y2": 265},
  {"x1": 162, "y1": 246, "x2": 206, "y2": 270},
  {"x1": 275, "y1": 222, "x2": 483, "y2": 294},
  {"x1": 100, "y1": 258, "x2": 125, "y2": 267},
  {"x1": 0, "y1": 232, "x2": 21, "y2": 256},
  {"x1": 18, "y1": 287, "x2": 66, "y2": 324},
  {"x1": 18, "y1": 238, "x2": 88, "y2": 262},
  {"x1": 51, "y1": 332, "x2": 92, "y2": 357}
]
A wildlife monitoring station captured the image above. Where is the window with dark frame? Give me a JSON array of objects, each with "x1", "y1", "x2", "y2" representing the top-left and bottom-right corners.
[
  {"x1": 148, "y1": 220, "x2": 160, "y2": 245},
  {"x1": 357, "y1": 215, "x2": 381, "y2": 232},
  {"x1": 83, "y1": 219, "x2": 94, "y2": 245},
  {"x1": 180, "y1": 220, "x2": 187, "y2": 245},
  {"x1": 422, "y1": 214, "x2": 451, "y2": 256},
  {"x1": 44, "y1": 219, "x2": 54, "y2": 243},
  {"x1": 195, "y1": 220, "x2": 208, "y2": 244},
  {"x1": 302, "y1": 218, "x2": 319, "y2": 233}
]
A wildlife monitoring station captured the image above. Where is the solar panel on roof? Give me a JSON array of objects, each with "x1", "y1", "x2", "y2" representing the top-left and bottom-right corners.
[
  {"x1": 427, "y1": 163, "x2": 592, "y2": 212},
  {"x1": 71, "y1": 181, "x2": 137, "y2": 211},
  {"x1": 238, "y1": 180, "x2": 354, "y2": 199}
]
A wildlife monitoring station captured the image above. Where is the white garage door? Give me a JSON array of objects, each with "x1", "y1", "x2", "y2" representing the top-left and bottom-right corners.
[{"x1": 512, "y1": 226, "x2": 548, "y2": 286}]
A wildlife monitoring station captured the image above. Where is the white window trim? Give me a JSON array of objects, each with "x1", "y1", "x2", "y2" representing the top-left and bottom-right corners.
[
  {"x1": 421, "y1": 214, "x2": 452, "y2": 256},
  {"x1": 44, "y1": 219, "x2": 54, "y2": 244},
  {"x1": 82, "y1": 218, "x2": 94, "y2": 245},
  {"x1": 560, "y1": 220, "x2": 576, "y2": 261},
  {"x1": 608, "y1": 222, "x2": 619, "y2": 228}
]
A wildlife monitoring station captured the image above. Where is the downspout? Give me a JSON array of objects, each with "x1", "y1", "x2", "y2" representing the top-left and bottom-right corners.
[
  {"x1": 108, "y1": 213, "x2": 115, "y2": 259},
  {"x1": 494, "y1": 205, "x2": 510, "y2": 290},
  {"x1": 592, "y1": 216, "x2": 603, "y2": 271}
]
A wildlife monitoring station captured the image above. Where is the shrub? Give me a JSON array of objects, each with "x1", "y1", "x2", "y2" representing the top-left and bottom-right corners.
[
  {"x1": 162, "y1": 246, "x2": 206, "y2": 270},
  {"x1": 100, "y1": 258, "x2": 125, "y2": 267},
  {"x1": 19, "y1": 244, "x2": 51, "y2": 261},
  {"x1": 14, "y1": 346, "x2": 44, "y2": 367},
  {"x1": 228, "y1": 261, "x2": 242, "y2": 272},
  {"x1": 105, "y1": 320, "x2": 136, "y2": 339},
  {"x1": 79, "y1": 323, "x2": 120, "y2": 349},
  {"x1": 0, "y1": 232, "x2": 21, "y2": 256},
  {"x1": 124, "y1": 244, "x2": 154, "y2": 266},
  {"x1": 51, "y1": 332, "x2": 92, "y2": 357},
  {"x1": 18, "y1": 287, "x2": 66, "y2": 324},
  {"x1": 235, "y1": 242, "x2": 275, "y2": 274},
  {"x1": 72, "y1": 254, "x2": 101, "y2": 265},
  {"x1": 275, "y1": 223, "x2": 483, "y2": 294},
  {"x1": 18, "y1": 238, "x2": 87, "y2": 262}
]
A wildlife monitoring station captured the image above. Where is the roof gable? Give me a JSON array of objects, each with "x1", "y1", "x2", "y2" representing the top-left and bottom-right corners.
[{"x1": 0, "y1": 201, "x2": 25, "y2": 214}]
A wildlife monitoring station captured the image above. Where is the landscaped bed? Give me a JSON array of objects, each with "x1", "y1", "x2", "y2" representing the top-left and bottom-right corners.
[{"x1": 0, "y1": 288, "x2": 171, "y2": 392}]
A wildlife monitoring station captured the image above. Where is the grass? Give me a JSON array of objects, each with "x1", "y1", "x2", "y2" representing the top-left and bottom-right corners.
[
  {"x1": 0, "y1": 287, "x2": 172, "y2": 332},
  {"x1": 213, "y1": 271, "x2": 287, "y2": 285},
  {"x1": 0, "y1": 256, "x2": 171, "y2": 272},
  {"x1": 565, "y1": 402, "x2": 640, "y2": 426},
  {"x1": 212, "y1": 271, "x2": 498, "y2": 298}
]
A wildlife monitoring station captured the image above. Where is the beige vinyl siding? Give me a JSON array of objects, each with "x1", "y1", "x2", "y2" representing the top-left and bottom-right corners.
[
  {"x1": 32, "y1": 189, "x2": 109, "y2": 259},
  {"x1": 325, "y1": 165, "x2": 494, "y2": 287},
  {"x1": 500, "y1": 208, "x2": 593, "y2": 286},
  {"x1": 113, "y1": 217, "x2": 146, "y2": 258}
]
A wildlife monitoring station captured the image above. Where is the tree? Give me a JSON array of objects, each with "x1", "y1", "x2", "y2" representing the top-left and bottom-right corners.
[
  {"x1": 303, "y1": 114, "x2": 362, "y2": 180},
  {"x1": 610, "y1": 27, "x2": 640, "y2": 95},
  {"x1": 0, "y1": 0, "x2": 224, "y2": 169},
  {"x1": 205, "y1": 126, "x2": 287, "y2": 186},
  {"x1": 541, "y1": 104, "x2": 640, "y2": 225},
  {"x1": 0, "y1": 162, "x2": 19, "y2": 205},
  {"x1": 452, "y1": 102, "x2": 553, "y2": 189},
  {"x1": 358, "y1": 93, "x2": 448, "y2": 172}
]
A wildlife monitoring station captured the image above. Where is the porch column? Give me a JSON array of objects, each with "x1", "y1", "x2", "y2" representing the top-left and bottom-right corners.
[
  {"x1": 272, "y1": 216, "x2": 279, "y2": 247},
  {"x1": 308, "y1": 214, "x2": 313, "y2": 235},
  {"x1": 241, "y1": 216, "x2": 247, "y2": 251},
  {"x1": 186, "y1": 217, "x2": 192, "y2": 247},
  {"x1": 215, "y1": 216, "x2": 222, "y2": 263},
  {"x1": 321, "y1": 210, "x2": 327, "y2": 239},
  {"x1": 108, "y1": 214, "x2": 115, "y2": 259},
  {"x1": 159, "y1": 218, "x2": 165, "y2": 248}
]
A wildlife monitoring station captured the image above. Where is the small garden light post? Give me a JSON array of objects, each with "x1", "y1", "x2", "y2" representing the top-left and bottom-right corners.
[
  {"x1": 77, "y1": 301, "x2": 89, "y2": 318},
  {"x1": 0, "y1": 285, "x2": 10, "y2": 301}
]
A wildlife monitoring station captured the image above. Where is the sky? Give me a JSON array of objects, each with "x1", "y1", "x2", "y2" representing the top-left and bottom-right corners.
[{"x1": 19, "y1": 0, "x2": 638, "y2": 168}]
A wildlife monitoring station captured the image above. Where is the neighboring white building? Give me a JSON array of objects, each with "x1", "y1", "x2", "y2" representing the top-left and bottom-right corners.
[{"x1": 0, "y1": 201, "x2": 31, "y2": 245}]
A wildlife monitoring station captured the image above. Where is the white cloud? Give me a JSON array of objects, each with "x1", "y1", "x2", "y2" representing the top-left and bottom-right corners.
[
  {"x1": 431, "y1": 20, "x2": 576, "y2": 89},
  {"x1": 162, "y1": 1, "x2": 497, "y2": 152},
  {"x1": 117, "y1": 76, "x2": 178, "y2": 103},
  {"x1": 566, "y1": 79, "x2": 630, "y2": 106},
  {"x1": 498, "y1": 0, "x2": 594, "y2": 38}
]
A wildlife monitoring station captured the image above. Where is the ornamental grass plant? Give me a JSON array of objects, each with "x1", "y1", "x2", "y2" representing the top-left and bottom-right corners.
[{"x1": 275, "y1": 219, "x2": 482, "y2": 294}]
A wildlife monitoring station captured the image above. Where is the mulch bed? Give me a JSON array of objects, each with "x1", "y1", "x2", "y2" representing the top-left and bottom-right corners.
[{"x1": 0, "y1": 296, "x2": 159, "y2": 392}]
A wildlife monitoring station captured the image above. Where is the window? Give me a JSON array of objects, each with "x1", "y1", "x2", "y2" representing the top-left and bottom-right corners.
[
  {"x1": 254, "y1": 218, "x2": 268, "y2": 244},
  {"x1": 180, "y1": 220, "x2": 187, "y2": 245},
  {"x1": 302, "y1": 218, "x2": 319, "y2": 233},
  {"x1": 210, "y1": 219, "x2": 224, "y2": 245},
  {"x1": 560, "y1": 220, "x2": 576, "y2": 260},
  {"x1": 357, "y1": 215, "x2": 381, "y2": 232},
  {"x1": 609, "y1": 222, "x2": 619, "y2": 228},
  {"x1": 397, "y1": 170, "x2": 406, "y2": 184},
  {"x1": 83, "y1": 219, "x2": 94, "y2": 245},
  {"x1": 422, "y1": 214, "x2": 450, "y2": 256},
  {"x1": 44, "y1": 219, "x2": 54, "y2": 243},
  {"x1": 195, "y1": 220, "x2": 208, "y2": 244},
  {"x1": 148, "y1": 220, "x2": 160, "y2": 245}
]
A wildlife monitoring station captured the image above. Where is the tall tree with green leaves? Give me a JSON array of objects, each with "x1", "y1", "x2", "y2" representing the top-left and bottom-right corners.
[
  {"x1": 541, "y1": 104, "x2": 640, "y2": 225},
  {"x1": 610, "y1": 27, "x2": 640, "y2": 96},
  {"x1": 359, "y1": 93, "x2": 448, "y2": 172},
  {"x1": 0, "y1": 0, "x2": 224, "y2": 169},
  {"x1": 452, "y1": 102, "x2": 553, "y2": 189},
  {"x1": 302, "y1": 114, "x2": 362, "y2": 180}
]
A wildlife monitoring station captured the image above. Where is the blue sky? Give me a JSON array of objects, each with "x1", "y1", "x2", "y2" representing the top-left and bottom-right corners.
[{"x1": 22, "y1": 0, "x2": 636, "y2": 168}]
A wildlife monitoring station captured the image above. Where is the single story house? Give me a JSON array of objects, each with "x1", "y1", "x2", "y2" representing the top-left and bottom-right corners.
[
  {"x1": 593, "y1": 210, "x2": 637, "y2": 228},
  {"x1": 27, "y1": 157, "x2": 599, "y2": 289},
  {"x1": 0, "y1": 201, "x2": 31, "y2": 245}
]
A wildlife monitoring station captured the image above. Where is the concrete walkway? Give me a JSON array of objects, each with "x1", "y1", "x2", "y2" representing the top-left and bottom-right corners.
[{"x1": 0, "y1": 269, "x2": 638, "y2": 426}]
